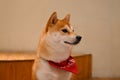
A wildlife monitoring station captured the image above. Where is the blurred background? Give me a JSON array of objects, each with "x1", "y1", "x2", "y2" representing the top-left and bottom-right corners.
[{"x1": 0, "y1": 0, "x2": 120, "y2": 78}]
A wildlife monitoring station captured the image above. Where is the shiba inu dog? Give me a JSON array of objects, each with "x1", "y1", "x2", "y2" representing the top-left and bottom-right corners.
[{"x1": 32, "y1": 12, "x2": 82, "y2": 80}]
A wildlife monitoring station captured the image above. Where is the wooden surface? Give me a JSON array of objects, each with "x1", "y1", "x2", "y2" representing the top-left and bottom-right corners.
[
  {"x1": 0, "y1": 52, "x2": 36, "y2": 60},
  {"x1": 72, "y1": 54, "x2": 92, "y2": 80},
  {"x1": 0, "y1": 60, "x2": 34, "y2": 80},
  {"x1": 93, "y1": 78, "x2": 120, "y2": 80},
  {"x1": 0, "y1": 52, "x2": 92, "y2": 80}
]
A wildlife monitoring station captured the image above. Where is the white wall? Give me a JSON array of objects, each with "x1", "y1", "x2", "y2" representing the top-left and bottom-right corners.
[{"x1": 0, "y1": 0, "x2": 120, "y2": 77}]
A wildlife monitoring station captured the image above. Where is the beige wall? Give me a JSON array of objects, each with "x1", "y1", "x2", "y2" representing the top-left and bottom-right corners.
[{"x1": 0, "y1": 0, "x2": 120, "y2": 77}]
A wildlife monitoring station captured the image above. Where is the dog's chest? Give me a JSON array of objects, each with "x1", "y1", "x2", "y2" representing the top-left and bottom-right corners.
[{"x1": 36, "y1": 59, "x2": 71, "y2": 80}]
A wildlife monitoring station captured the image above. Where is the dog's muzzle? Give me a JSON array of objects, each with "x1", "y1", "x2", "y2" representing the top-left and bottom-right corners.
[{"x1": 64, "y1": 36, "x2": 82, "y2": 45}]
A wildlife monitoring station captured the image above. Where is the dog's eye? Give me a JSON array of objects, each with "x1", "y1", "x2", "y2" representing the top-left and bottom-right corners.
[
  {"x1": 73, "y1": 29, "x2": 74, "y2": 32},
  {"x1": 62, "y1": 29, "x2": 68, "y2": 33}
]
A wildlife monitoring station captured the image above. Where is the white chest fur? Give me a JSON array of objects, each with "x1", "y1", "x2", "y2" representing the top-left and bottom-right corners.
[{"x1": 36, "y1": 59, "x2": 72, "y2": 80}]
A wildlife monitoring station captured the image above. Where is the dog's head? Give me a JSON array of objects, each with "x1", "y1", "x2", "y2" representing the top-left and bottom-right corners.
[{"x1": 42, "y1": 12, "x2": 81, "y2": 48}]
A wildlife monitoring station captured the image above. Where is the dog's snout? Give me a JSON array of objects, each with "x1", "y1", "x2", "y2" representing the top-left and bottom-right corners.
[{"x1": 76, "y1": 36, "x2": 82, "y2": 41}]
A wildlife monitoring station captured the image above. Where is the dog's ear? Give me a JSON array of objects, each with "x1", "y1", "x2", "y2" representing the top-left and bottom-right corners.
[
  {"x1": 63, "y1": 14, "x2": 70, "y2": 23},
  {"x1": 47, "y1": 12, "x2": 58, "y2": 26},
  {"x1": 45, "y1": 12, "x2": 58, "y2": 32}
]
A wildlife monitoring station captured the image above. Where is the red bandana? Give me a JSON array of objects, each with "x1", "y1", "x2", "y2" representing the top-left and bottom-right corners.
[{"x1": 48, "y1": 56, "x2": 78, "y2": 74}]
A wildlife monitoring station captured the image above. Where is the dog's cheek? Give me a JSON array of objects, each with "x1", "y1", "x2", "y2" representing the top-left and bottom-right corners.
[
  {"x1": 60, "y1": 36, "x2": 69, "y2": 42},
  {"x1": 52, "y1": 32, "x2": 61, "y2": 42}
]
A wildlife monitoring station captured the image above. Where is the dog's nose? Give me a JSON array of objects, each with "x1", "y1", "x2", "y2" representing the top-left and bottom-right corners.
[{"x1": 76, "y1": 36, "x2": 82, "y2": 41}]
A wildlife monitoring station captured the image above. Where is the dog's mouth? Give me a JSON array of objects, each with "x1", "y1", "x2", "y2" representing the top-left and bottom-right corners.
[{"x1": 64, "y1": 40, "x2": 80, "y2": 45}]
